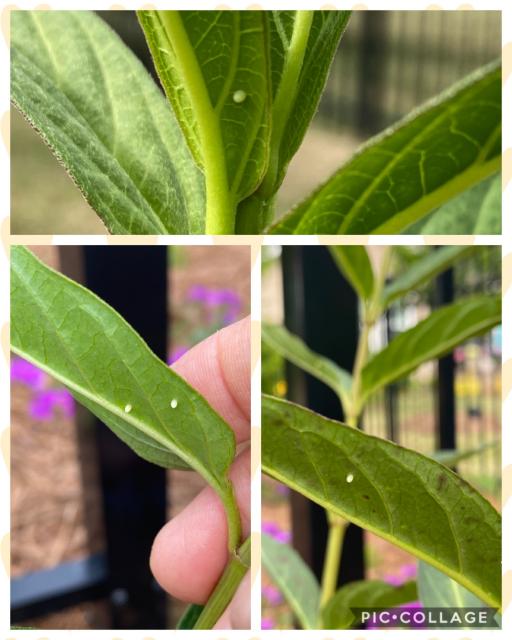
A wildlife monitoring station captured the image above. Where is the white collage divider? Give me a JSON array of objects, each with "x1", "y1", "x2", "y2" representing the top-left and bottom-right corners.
[{"x1": 0, "y1": 0, "x2": 510, "y2": 638}]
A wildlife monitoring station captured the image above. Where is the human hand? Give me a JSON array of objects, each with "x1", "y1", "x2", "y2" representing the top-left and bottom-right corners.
[{"x1": 150, "y1": 316, "x2": 251, "y2": 629}]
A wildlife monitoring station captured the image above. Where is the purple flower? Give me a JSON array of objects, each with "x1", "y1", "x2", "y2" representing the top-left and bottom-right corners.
[
  {"x1": 384, "y1": 562, "x2": 417, "y2": 586},
  {"x1": 30, "y1": 389, "x2": 75, "y2": 421},
  {"x1": 168, "y1": 345, "x2": 188, "y2": 365},
  {"x1": 11, "y1": 358, "x2": 46, "y2": 390},
  {"x1": 262, "y1": 584, "x2": 283, "y2": 606},
  {"x1": 275, "y1": 483, "x2": 290, "y2": 497},
  {"x1": 262, "y1": 521, "x2": 291, "y2": 544},
  {"x1": 261, "y1": 617, "x2": 275, "y2": 630},
  {"x1": 186, "y1": 285, "x2": 242, "y2": 326}
]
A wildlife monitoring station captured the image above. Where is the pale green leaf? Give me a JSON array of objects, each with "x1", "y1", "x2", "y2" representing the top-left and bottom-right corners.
[
  {"x1": 431, "y1": 441, "x2": 499, "y2": 468},
  {"x1": 11, "y1": 247, "x2": 237, "y2": 513},
  {"x1": 262, "y1": 395, "x2": 501, "y2": 608},
  {"x1": 262, "y1": 533, "x2": 320, "y2": 630},
  {"x1": 381, "y1": 246, "x2": 474, "y2": 309},
  {"x1": 329, "y1": 246, "x2": 374, "y2": 301},
  {"x1": 270, "y1": 61, "x2": 501, "y2": 234},
  {"x1": 138, "y1": 10, "x2": 270, "y2": 208},
  {"x1": 10, "y1": 11, "x2": 204, "y2": 234},
  {"x1": 262, "y1": 323, "x2": 352, "y2": 410},
  {"x1": 322, "y1": 579, "x2": 417, "y2": 629},
  {"x1": 360, "y1": 295, "x2": 501, "y2": 406},
  {"x1": 412, "y1": 173, "x2": 501, "y2": 234}
]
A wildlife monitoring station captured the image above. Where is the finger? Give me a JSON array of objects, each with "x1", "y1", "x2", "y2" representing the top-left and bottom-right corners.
[
  {"x1": 172, "y1": 316, "x2": 250, "y2": 443},
  {"x1": 150, "y1": 448, "x2": 250, "y2": 604},
  {"x1": 213, "y1": 572, "x2": 251, "y2": 630}
]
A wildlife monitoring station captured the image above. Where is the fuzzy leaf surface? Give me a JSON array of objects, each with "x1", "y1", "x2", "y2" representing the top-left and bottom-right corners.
[
  {"x1": 262, "y1": 533, "x2": 320, "y2": 629},
  {"x1": 322, "y1": 579, "x2": 418, "y2": 629},
  {"x1": 270, "y1": 62, "x2": 501, "y2": 234},
  {"x1": 11, "y1": 11, "x2": 204, "y2": 234},
  {"x1": 262, "y1": 395, "x2": 501, "y2": 608},
  {"x1": 361, "y1": 295, "x2": 501, "y2": 405},
  {"x1": 11, "y1": 247, "x2": 236, "y2": 506}
]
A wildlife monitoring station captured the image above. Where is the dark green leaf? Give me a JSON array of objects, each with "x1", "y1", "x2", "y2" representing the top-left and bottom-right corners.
[
  {"x1": 11, "y1": 11, "x2": 204, "y2": 234},
  {"x1": 262, "y1": 533, "x2": 320, "y2": 629},
  {"x1": 322, "y1": 579, "x2": 417, "y2": 629},
  {"x1": 11, "y1": 247, "x2": 237, "y2": 516},
  {"x1": 270, "y1": 62, "x2": 501, "y2": 234},
  {"x1": 329, "y1": 246, "x2": 374, "y2": 301},
  {"x1": 381, "y1": 246, "x2": 474, "y2": 309},
  {"x1": 262, "y1": 323, "x2": 352, "y2": 409},
  {"x1": 262, "y1": 395, "x2": 501, "y2": 608},
  {"x1": 360, "y1": 295, "x2": 501, "y2": 406},
  {"x1": 177, "y1": 604, "x2": 205, "y2": 629}
]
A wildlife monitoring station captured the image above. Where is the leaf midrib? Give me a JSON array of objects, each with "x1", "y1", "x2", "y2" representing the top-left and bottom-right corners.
[{"x1": 12, "y1": 259, "x2": 222, "y2": 492}]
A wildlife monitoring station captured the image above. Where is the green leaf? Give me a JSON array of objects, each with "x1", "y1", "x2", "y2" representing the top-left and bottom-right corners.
[
  {"x1": 270, "y1": 61, "x2": 501, "y2": 234},
  {"x1": 262, "y1": 395, "x2": 501, "y2": 609},
  {"x1": 262, "y1": 323, "x2": 352, "y2": 410},
  {"x1": 430, "y1": 441, "x2": 499, "y2": 468},
  {"x1": 381, "y1": 246, "x2": 474, "y2": 310},
  {"x1": 258, "y1": 11, "x2": 350, "y2": 197},
  {"x1": 10, "y1": 11, "x2": 204, "y2": 234},
  {"x1": 322, "y1": 580, "x2": 418, "y2": 629},
  {"x1": 414, "y1": 173, "x2": 501, "y2": 234},
  {"x1": 328, "y1": 246, "x2": 374, "y2": 301},
  {"x1": 360, "y1": 295, "x2": 501, "y2": 406},
  {"x1": 11, "y1": 246, "x2": 240, "y2": 548},
  {"x1": 262, "y1": 533, "x2": 320, "y2": 630},
  {"x1": 138, "y1": 10, "x2": 270, "y2": 233}
]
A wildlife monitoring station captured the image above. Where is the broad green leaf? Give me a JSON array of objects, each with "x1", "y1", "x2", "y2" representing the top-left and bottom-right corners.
[
  {"x1": 11, "y1": 11, "x2": 204, "y2": 234},
  {"x1": 270, "y1": 61, "x2": 501, "y2": 234},
  {"x1": 360, "y1": 295, "x2": 501, "y2": 406},
  {"x1": 322, "y1": 579, "x2": 417, "y2": 629},
  {"x1": 138, "y1": 10, "x2": 270, "y2": 231},
  {"x1": 11, "y1": 247, "x2": 237, "y2": 518},
  {"x1": 328, "y1": 246, "x2": 374, "y2": 301},
  {"x1": 381, "y1": 246, "x2": 474, "y2": 310},
  {"x1": 412, "y1": 173, "x2": 501, "y2": 234},
  {"x1": 262, "y1": 533, "x2": 320, "y2": 630},
  {"x1": 418, "y1": 560, "x2": 488, "y2": 607},
  {"x1": 431, "y1": 441, "x2": 499, "y2": 468},
  {"x1": 262, "y1": 323, "x2": 352, "y2": 410},
  {"x1": 262, "y1": 395, "x2": 501, "y2": 608}
]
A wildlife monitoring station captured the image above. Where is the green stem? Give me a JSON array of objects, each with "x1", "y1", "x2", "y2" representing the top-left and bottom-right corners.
[
  {"x1": 157, "y1": 12, "x2": 235, "y2": 234},
  {"x1": 193, "y1": 536, "x2": 251, "y2": 629},
  {"x1": 319, "y1": 517, "x2": 347, "y2": 613},
  {"x1": 223, "y1": 481, "x2": 242, "y2": 554}
]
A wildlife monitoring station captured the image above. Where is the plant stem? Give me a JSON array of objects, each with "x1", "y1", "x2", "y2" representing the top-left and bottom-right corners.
[
  {"x1": 223, "y1": 481, "x2": 242, "y2": 554},
  {"x1": 319, "y1": 517, "x2": 346, "y2": 612},
  {"x1": 193, "y1": 536, "x2": 251, "y2": 629}
]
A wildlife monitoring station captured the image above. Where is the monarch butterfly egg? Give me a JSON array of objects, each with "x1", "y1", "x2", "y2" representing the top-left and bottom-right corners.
[
  {"x1": 124, "y1": 404, "x2": 132, "y2": 414},
  {"x1": 170, "y1": 398, "x2": 178, "y2": 409},
  {"x1": 233, "y1": 90, "x2": 247, "y2": 104},
  {"x1": 346, "y1": 473, "x2": 354, "y2": 483}
]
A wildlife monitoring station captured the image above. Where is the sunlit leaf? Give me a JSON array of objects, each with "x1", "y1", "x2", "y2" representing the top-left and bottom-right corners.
[
  {"x1": 329, "y1": 246, "x2": 374, "y2": 301},
  {"x1": 11, "y1": 11, "x2": 204, "y2": 234},
  {"x1": 270, "y1": 62, "x2": 501, "y2": 234}
]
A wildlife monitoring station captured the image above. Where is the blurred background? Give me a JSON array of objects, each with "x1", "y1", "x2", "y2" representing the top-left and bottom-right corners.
[
  {"x1": 11, "y1": 10, "x2": 501, "y2": 233},
  {"x1": 10, "y1": 244, "x2": 250, "y2": 629},
  {"x1": 261, "y1": 245, "x2": 501, "y2": 630}
]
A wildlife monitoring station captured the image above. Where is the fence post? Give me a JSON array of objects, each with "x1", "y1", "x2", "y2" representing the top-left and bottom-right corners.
[
  {"x1": 80, "y1": 246, "x2": 168, "y2": 629},
  {"x1": 436, "y1": 268, "x2": 456, "y2": 451},
  {"x1": 281, "y1": 246, "x2": 365, "y2": 591}
]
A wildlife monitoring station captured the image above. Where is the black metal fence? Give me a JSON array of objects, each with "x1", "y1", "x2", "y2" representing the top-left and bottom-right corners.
[{"x1": 317, "y1": 10, "x2": 501, "y2": 135}]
